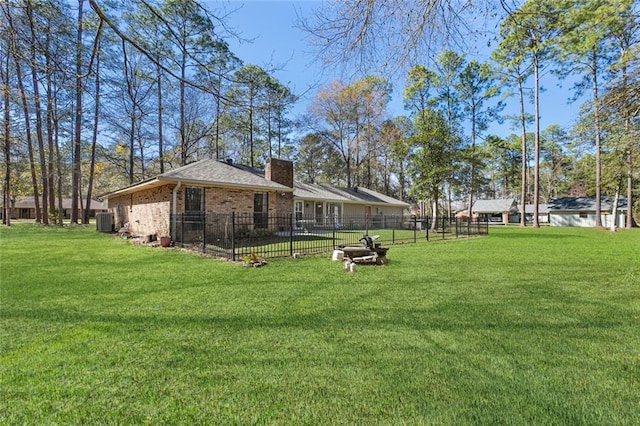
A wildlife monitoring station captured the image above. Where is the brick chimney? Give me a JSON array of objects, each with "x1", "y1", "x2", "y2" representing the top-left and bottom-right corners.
[{"x1": 265, "y1": 157, "x2": 293, "y2": 188}]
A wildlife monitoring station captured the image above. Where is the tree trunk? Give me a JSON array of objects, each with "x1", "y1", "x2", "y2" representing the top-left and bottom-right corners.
[
  {"x1": 122, "y1": 39, "x2": 135, "y2": 184},
  {"x1": 591, "y1": 50, "x2": 602, "y2": 227},
  {"x1": 138, "y1": 124, "x2": 146, "y2": 178},
  {"x1": 2, "y1": 43, "x2": 10, "y2": 227},
  {"x1": 214, "y1": 71, "x2": 221, "y2": 160},
  {"x1": 45, "y1": 31, "x2": 56, "y2": 223},
  {"x1": 249, "y1": 89, "x2": 254, "y2": 167},
  {"x1": 518, "y1": 73, "x2": 527, "y2": 227},
  {"x1": 532, "y1": 51, "x2": 540, "y2": 228},
  {"x1": 14, "y1": 54, "x2": 42, "y2": 223},
  {"x1": 277, "y1": 113, "x2": 283, "y2": 158},
  {"x1": 53, "y1": 100, "x2": 64, "y2": 225},
  {"x1": 157, "y1": 61, "x2": 164, "y2": 172},
  {"x1": 71, "y1": 0, "x2": 84, "y2": 224},
  {"x1": 431, "y1": 189, "x2": 440, "y2": 231},
  {"x1": 610, "y1": 186, "x2": 620, "y2": 232},
  {"x1": 84, "y1": 47, "x2": 100, "y2": 224},
  {"x1": 267, "y1": 102, "x2": 272, "y2": 158},
  {"x1": 626, "y1": 149, "x2": 634, "y2": 228},
  {"x1": 466, "y1": 110, "x2": 477, "y2": 221},
  {"x1": 26, "y1": 0, "x2": 48, "y2": 224},
  {"x1": 180, "y1": 47, "x2": 187, "y2": 166}
]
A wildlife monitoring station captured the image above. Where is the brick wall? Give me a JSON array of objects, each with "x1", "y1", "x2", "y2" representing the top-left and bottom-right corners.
[
  {"x1": 109, "y1": 182, "x2": 295, "y2": 237},
  {"x1": 201, "y1": 187, "x2": 254, "y2": 215},
  {"x1": 274, "y1": 192, "x2": 294, "y2": 215},
  {"x1": 108, "y1": 185, "x2": 172, "y2": 237}
]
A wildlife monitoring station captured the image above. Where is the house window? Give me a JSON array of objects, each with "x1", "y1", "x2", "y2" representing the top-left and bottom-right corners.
[
  {"x1": 254, "y1": 192, "x2": 268, "y2": 229},
  {"x1": 185, "y1": 187, "x2": 204, "y2": 212},
  {"x1": 579, "y1": 211, "x2": 588, "y2": 218}
]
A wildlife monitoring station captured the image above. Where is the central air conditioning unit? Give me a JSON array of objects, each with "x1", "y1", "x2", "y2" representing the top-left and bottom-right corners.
[{"x1": 96, "y1": 212, "x2": 113, "y2": 232}]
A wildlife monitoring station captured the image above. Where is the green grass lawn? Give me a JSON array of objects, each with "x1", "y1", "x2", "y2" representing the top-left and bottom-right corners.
[{"x1": 1, "y1": 224, "x2": 639, "y2": 424}]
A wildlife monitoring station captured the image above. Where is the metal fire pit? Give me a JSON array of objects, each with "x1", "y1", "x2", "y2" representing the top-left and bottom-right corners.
[{"x1": 339, "y1": 235, "x2": 389, "y2": 265}]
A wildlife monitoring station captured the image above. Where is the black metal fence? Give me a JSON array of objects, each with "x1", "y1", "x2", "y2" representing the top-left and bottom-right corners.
[{"x1": 171, "y1": 213, "x2": 489, "y2": 260}]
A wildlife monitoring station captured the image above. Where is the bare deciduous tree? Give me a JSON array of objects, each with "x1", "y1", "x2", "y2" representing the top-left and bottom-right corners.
[{"x1": 299, "y1": 0, "x2": 481, "y2": 76}]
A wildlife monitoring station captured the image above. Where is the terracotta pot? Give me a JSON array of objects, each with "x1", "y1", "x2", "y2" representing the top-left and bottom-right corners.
[{"x1": 160, "y1": 236, "x2": 171, "y2": 247}]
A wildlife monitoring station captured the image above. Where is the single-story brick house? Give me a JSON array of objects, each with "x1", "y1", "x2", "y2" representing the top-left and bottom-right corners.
[
  {"x1": 293, "y1": 182, "x2": 409, "y2": 229},
  {"x1": 548, "y1": 196, "x2": 627, "y2": 227},
  {"x1": 103, "y1": 157, "x2": 410, "y2": 238},
  {"x1": 103, "y1": 158, "x2": 295, "y2": 238},
  {"x1": 0, "y1": 196, "x2": 107, "y2": 220}
]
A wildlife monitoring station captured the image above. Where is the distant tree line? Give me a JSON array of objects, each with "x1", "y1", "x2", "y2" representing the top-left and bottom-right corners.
[
  {"x1": 1, "y1": 0, "x2": 296, "y2": 225},
  {"x1": 300, "y1": 0, "x2": 639, "y2": 228},
  {"x1": 1, "y1": 0, "x2": 638, "y2": 228}
]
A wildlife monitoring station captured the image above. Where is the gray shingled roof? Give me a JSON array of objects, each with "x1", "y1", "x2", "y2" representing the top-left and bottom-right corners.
[
  {"x1": 103, "y1": 159, "x2": 292, "y2": 198},
  {"x1": 294, "y1": 182, "x2": 409, "y2": 207},
  {"x1": 104, "y1": 159, "x2": 409, "y2": 208},
  {"x1": 160, "y1": 159, "x2": 289, "y2": 190},
  {"x1": 472, "y1": 198, "x2": 517, "y2": 213},
  {"x1": 522, "y1": 204, "x2": 550, "y2": 214},
  {"x1": 549, "y1": 196, "x2": 627, "y2": 211}
]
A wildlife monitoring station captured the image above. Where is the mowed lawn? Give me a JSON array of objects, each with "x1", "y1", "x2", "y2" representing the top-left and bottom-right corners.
[{"x1": 1, "y1": 224, "x2": 638, "y2": 424}]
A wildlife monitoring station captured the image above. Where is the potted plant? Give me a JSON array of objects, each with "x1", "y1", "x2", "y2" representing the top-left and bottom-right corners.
[{"x1": 158, "y1": 221, "x2": 171, "y2": 247}]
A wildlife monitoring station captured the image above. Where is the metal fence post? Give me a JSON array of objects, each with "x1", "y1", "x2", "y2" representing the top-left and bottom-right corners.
[
  {"x1": 201, "y1": 212, "x2": 206, "y2": 253},
  {"x1": 426, "y1": 216, "x2": 429, "y2": 241},
  {"x1": 180, "y1": 213, "x2": 185, "y2": 248},
  {"x1": 413, "y1": 215, "x2": 417, "y2": 243},
  {"x1": 289, "y1": 213, "x2": 294, "y2": 257},
  {"x1": 231, "y1": 212, "x2": 236, "y2": 262},
  {"x1": 332, "y1": 221, "x2": 336, "y2": 249}
]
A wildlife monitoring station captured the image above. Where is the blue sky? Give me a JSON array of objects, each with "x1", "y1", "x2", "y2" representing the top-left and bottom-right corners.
[{"x1": 208, "y1": 0, "x2": 585, "y2": 140}]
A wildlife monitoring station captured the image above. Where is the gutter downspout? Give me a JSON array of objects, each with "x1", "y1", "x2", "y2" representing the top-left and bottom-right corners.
[{"x1": 172, "y1": 181, "x2": 182, "y2": 240}]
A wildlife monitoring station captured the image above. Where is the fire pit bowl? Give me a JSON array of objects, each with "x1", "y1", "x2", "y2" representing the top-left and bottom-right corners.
[{"x1": 338, "y1": 235, "x2": 389, "y2": 265}]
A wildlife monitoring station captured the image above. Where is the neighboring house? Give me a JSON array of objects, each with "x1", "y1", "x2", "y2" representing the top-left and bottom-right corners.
[
  {"x1": 293, "y1": 183, "x2": 409, "y2": 229},
  {"x1": 103, "y1": 158, "x2": 295, "y2": 238},
  {"x1": 521, "y1": 204, "x2": 550, "y2": 223},
  {"x1": 470, "y1": 198, "x2": 518, "y2": 224},
  {"x1": 548, "y1": 196, "x2": 627, "y2": 227},
  {"x1": 0, "y1": 196, "x2": 107, "y2": 220}
]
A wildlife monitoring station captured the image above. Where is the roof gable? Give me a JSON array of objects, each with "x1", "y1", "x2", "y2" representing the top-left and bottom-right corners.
[{"x1": 160, "y1": 159, "x2": 289, "y2": 190}]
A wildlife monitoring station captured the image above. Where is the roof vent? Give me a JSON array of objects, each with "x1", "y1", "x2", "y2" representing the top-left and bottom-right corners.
[{"x1": 226, "y1": 158, "x2": 233, "y2": 165}]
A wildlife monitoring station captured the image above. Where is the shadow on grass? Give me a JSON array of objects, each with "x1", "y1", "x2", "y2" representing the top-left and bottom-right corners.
[{"x1": 4, "y1": 303, "x2": 628, "y2": 336}]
